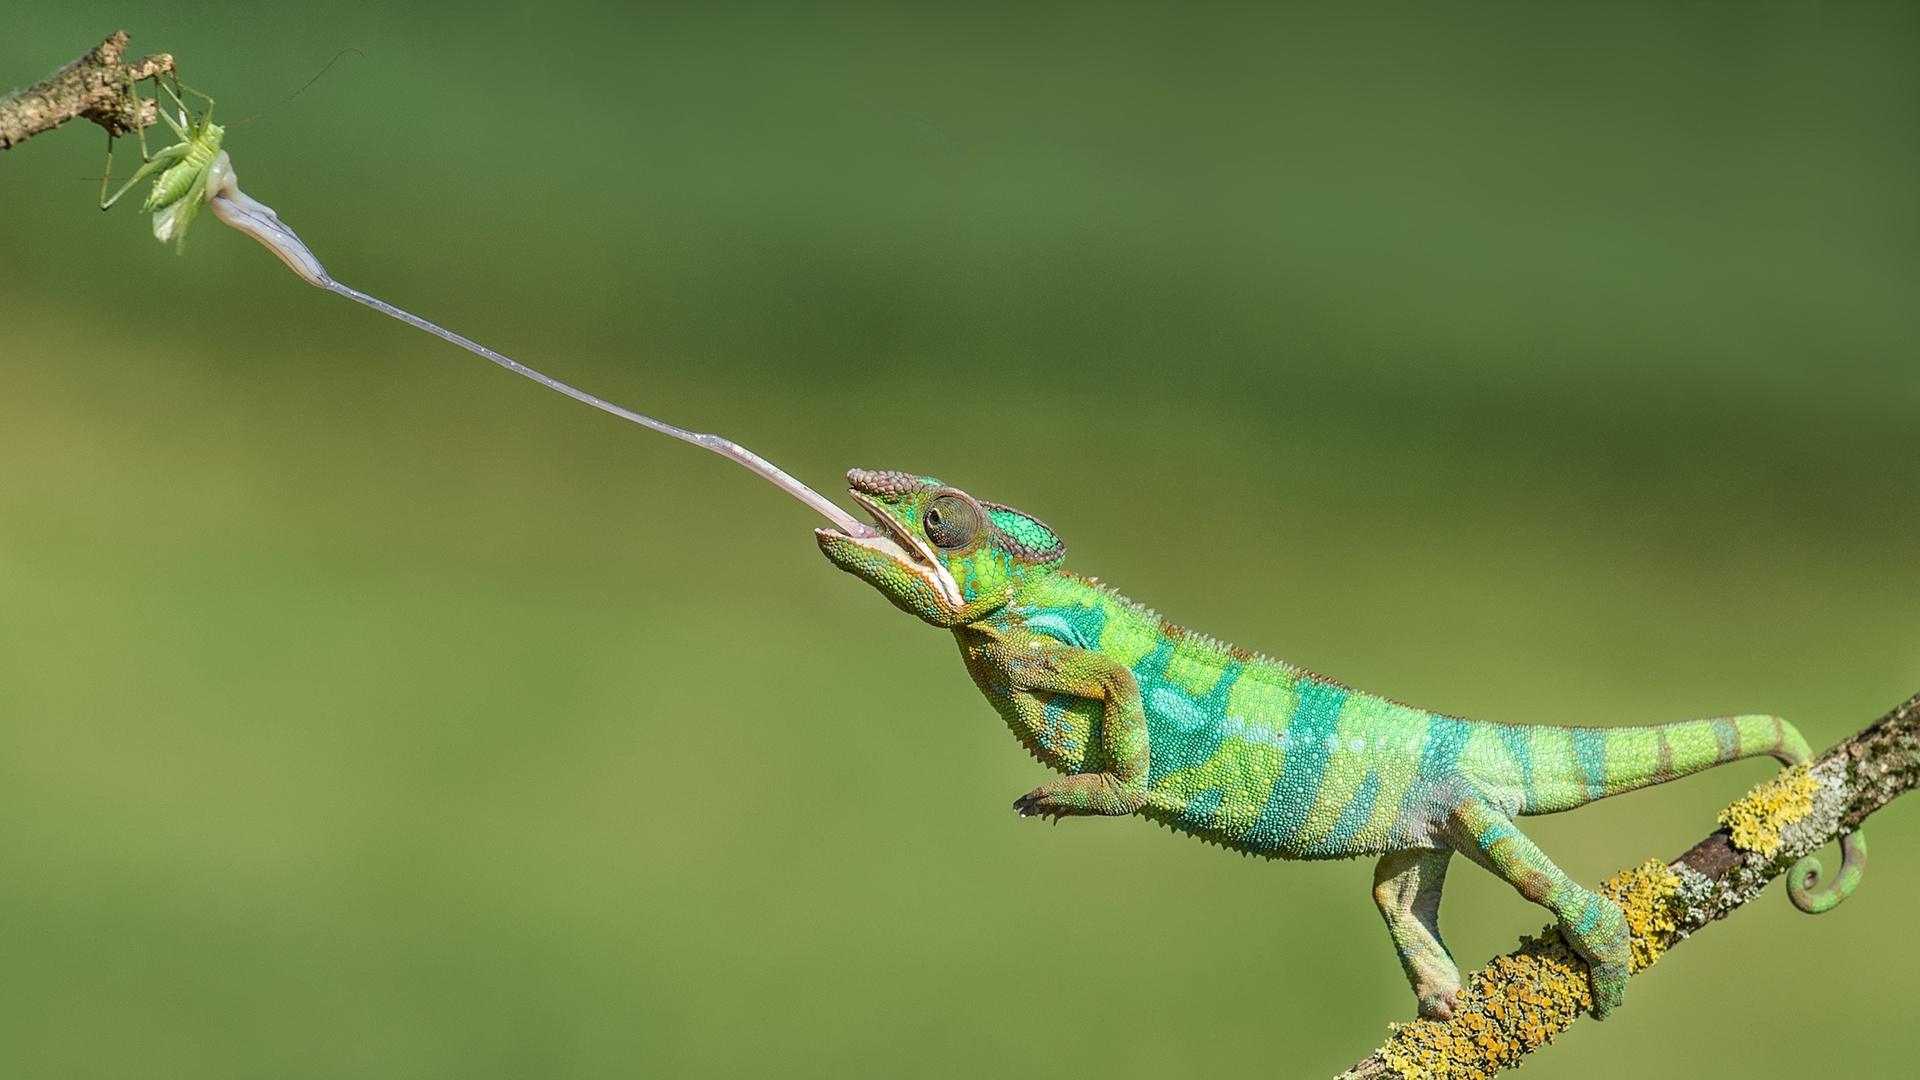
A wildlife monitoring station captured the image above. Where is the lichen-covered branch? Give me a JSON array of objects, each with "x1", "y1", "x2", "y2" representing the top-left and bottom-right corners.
[
  {"x1": 1335, "y1": 690, "x2": 1920, "y2": 1080},
  {"x1": 0, "y1": 31, "x2": 174, "y2": 150}
]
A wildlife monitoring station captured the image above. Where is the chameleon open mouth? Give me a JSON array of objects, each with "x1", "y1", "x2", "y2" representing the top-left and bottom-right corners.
[{"x1": 820, "y1": 490, "x2": 965, "y2": 609}]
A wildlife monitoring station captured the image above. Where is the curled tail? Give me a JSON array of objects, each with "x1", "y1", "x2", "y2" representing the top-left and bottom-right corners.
[
  {"x1": 1506, "y1": 713, "x2": 1864, "y2": 913},
  {"x1": 1790, "y1": 831, "x2": 1865, "y2": 914}
]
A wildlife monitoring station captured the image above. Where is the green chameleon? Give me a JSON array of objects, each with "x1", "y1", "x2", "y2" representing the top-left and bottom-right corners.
[
  {"x1": 816, "y1": 469, "x2": 1866, "y2": 1021},
  {"x1": 94, "y1": 101, "x2": 1864, "y2": 1020}
]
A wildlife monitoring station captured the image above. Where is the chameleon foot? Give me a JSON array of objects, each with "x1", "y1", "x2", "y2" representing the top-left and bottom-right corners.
[
  {"x1": 1560, "y1": 893, "x2": 1629, "y2": 1019},
  {"x1": 1417, "y1": 987, "x2": 1461, "y2": 1022},
  {"x1": 1013, "y1": 773, "x2": 1146, "y2": 819}
]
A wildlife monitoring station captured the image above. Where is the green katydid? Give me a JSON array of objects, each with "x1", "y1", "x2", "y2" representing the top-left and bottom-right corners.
[
  {"x1": 100, "y1": 73, "x2": 225, "y2": 250},
  {"x1": 100, "y1": 72, "x2": 879, "y2": 539}
]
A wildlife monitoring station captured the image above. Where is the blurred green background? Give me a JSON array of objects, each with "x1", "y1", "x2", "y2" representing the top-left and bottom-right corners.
[{"x1": 3, "y1": 3, "x2": 1918, "y2": 1077}]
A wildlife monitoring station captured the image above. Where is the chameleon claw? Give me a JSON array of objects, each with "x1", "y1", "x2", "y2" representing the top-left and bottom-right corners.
[{"x1": 1012, "y1": 791, "x2": 1065, "y2": 820}]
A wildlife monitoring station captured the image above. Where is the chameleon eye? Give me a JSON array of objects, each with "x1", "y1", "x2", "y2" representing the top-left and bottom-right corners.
[{"x1": 924, "y1": 495, "x2": 982, "y2": 549}]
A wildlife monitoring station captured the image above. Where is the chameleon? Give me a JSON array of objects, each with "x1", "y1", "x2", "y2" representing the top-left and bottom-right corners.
[
  {"x1": 815, "y1": 468, "x2": 1868, "y2": 1021},
  {"x1": 103, "y1": 107, "x2": 1867, "y2": 1022}
]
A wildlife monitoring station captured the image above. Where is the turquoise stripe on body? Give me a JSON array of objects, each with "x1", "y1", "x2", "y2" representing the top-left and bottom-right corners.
[
  {"x1": 1135, "y1": 641, "x2": 1244, "y2": 787},
  {"x1": 1495, "y1": 725, "x2": 1536, "y2": 809},
  {"x1": 1572, "y1": 729, "x2": 1607, "y2": 801},
  {"x1": 1238, "y1": 678, "x2": 1350, "y2": 853}
]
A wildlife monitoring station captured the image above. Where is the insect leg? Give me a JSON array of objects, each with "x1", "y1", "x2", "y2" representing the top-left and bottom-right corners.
[
  {"x1": 132, "y1": 71, "x2": 155, "y2": 162},
  {"x1": 170, "y1": 77, "x2": 216, "y2": 126},
  {"x1": 101, "y1": 143, "x2": 190, "y2": 211},
  {"x1": 100, "y1": 129, "x2": 115, "y2": 209},
  {"x1": 102, "y1": 70, "x2": 146, "y2": 208},
  {"x1": 153, "y1": 75, "x2": 191, "y2": 141}
]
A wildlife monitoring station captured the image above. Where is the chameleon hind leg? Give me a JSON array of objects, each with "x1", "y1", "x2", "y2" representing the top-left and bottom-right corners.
[
  {"x1": 1373, "y1": 849, "x2": 1461, "y2": 1019},
  {"x1": 1447, "y1": 799, "x2": 1629, "y2": 1019}
]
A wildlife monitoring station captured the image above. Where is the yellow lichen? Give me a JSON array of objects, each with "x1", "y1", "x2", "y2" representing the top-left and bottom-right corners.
[
  {"x1": 1377, "y1": 931, "x2": 1590, "y2": 1080},
  {"x1": 1718, "y1": 764, "x2": 1818, "y2": 858},
  {"x1": 1375, "y1": 861, "x2": 1685, "y2": 1079},
  {"x1": 1598, "y1": 859, "x2": 1681, "y2": 973}
]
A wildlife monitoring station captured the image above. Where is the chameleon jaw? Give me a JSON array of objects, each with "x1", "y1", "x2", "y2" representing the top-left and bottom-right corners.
[{"x1": 828, "y1": 491, "x2": 965, "y2": 610}]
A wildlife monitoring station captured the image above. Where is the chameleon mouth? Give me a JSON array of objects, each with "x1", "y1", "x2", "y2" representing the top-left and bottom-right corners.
[{"x1": 823, "y1": 491, "x2": 965, "y2": 609}]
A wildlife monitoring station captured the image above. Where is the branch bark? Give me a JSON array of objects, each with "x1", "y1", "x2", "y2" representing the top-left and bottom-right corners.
[
  {"x1": 1335, "y1": 691, "x2": 1920, "y2": 1079},
  {"x1": 0, "y1": 31, "x2": 175, "y2": 150}
]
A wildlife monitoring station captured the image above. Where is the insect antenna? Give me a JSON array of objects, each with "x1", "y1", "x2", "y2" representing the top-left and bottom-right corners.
[{"x1": 228, "y1": 49, "x2": 363, "y2": 129}]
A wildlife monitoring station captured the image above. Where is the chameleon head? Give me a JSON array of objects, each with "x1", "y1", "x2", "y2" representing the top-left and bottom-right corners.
[{"x1": 816, "y1": 470, "x2": 1066, "y2": 628}]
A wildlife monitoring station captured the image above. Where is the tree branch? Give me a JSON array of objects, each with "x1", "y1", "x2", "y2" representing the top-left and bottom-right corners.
[
  {"x1": 1335, "y1": 691, "x2": 1920, "y2": 1079},
  {"x1": 0, "y1": 31, "x2": 175, "y2": 150}
]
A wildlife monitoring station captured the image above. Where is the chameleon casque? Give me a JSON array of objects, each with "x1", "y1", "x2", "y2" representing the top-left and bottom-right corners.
[{"x1": 816, "y1": 468, "x2": 1867, "y2": 1021}]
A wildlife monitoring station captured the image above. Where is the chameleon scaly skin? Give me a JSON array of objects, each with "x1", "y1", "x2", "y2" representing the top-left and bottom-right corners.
[{"x1": 815, "y1": 470, "x2": 1867, "y2": 1021}]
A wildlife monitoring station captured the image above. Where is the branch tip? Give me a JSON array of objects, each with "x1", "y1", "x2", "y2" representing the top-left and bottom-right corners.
[{"x1": 1, "y1": 31, "x2": 177, "y2": 150}]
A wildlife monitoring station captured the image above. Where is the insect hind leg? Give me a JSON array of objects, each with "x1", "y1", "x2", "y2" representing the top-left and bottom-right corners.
[
  {"x1": 100, "y1": 127, "x2": 116, "y2": 209},
  {"x1": 101, "y1": 69, "x2": 154, "y2": 209}
]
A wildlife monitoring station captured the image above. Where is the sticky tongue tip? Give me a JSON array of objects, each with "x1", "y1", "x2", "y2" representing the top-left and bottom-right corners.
[{"x1": 206, "y1": 153, "x2": 329, "y2": 288}]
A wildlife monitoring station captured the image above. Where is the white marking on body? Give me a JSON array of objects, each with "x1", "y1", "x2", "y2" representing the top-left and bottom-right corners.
[{"x1": 1221, "y1": 715, "x2": 1284, "y2": 750}]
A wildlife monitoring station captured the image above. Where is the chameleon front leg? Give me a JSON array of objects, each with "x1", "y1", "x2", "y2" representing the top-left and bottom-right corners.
[
  {"x1": 1446, "y1": 799, "x2": 1629, "y2": 1020},
  {"x1": 996, "y1": 634, "x2": 1150, "y2": 819},
  {"x1": 1373, "y1": 849, "x2": 1461, "y2": 1020}
]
